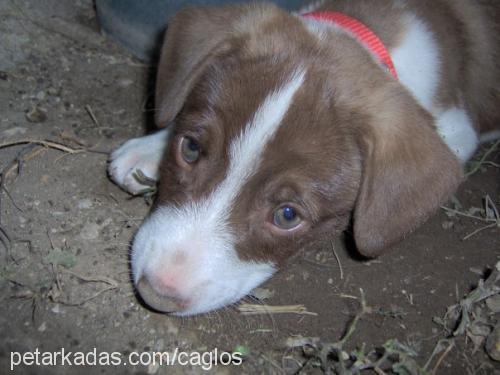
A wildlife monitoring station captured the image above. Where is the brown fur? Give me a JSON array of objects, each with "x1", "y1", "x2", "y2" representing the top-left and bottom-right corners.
[{"x1": 153, "y1": 1, "x2": 497, "y2": 262}]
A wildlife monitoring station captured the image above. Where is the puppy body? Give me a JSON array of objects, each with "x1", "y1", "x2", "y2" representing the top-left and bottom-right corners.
[{"x1": 109, "y1": 0, "x2": 499, "y2": 315}]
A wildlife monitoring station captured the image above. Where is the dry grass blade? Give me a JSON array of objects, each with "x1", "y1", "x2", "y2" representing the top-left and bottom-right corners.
[
  {"x1": 440, "y1": 206, "x2": 492, "y2": 223},
  {"x1": 331, "y1": 241, "x2": 344, "y2": 280},
  {"x1": 0, "y1": 139, "x2": 85, "y2": 153},
  {"x1": 0, "y1": 225, "x2": 12, "y2": 256},
  {"x1": 60, "y1": 285, "x2": 118, "y2": 307},
  {"x1": 238, "y1": 303, "x2": 318, "y2": 316},
  {"x1": 462, "y1": 223, "x2": 497, "y2": 241},
  {"x1": 54, "y1": 269, "x2": 119, "y2": 307},
  {"x1": 0, "y1": 165, "x2": 13, "y2": 257},
  {"x1": 4, "y1": 147, "x2": 46, "y2": 180},
  {"x1": 85, "y1": 105, "x2": 101, "y2": 127},
  {"x1": 132, "y1": 169, "x2": 157, "y2": 187},
  {"x1": 465, "y1": 138, "x2": 500, "y2": 178},
  {"x1": 462, "y1": 195, "x2": 499, "y2": 240},
  {"x1": 442, "y1": 194, "x2": 500, "y2": 240},
  {"x1": 0, "y1": 139, "x2": 108, "y2": 156},
  {"x1": 449, "y1": 262, "x2": 500, "y2": 337},
  {"x1": 431, "y1": 340, "x2": 454, "y2": 375},
  {"x1": 484, "y1": 195, "x2": 499, "y2": 221},
  {"x1": 60, "y1": 269, "x2": 118, "y2": 287}
]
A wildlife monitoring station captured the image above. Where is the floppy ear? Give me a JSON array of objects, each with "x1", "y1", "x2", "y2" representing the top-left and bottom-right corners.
[
  {"x1": 353, "y1": 88, "x2": 463, "y2": 257},
  {"x1": 154, "y1": 5, "x2": 246, "y2": 127}
]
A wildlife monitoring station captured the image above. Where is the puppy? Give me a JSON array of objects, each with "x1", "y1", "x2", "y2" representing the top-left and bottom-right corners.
[{"x1": 109, "y1": 0, "x2": 500, "y2": 315}]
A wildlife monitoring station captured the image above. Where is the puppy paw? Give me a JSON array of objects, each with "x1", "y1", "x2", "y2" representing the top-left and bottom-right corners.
[{"x1": 108, "y1": 130, "x2": 169, "y2": 195}]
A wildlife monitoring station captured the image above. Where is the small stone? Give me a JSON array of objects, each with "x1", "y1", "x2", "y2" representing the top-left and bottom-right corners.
[
  {"x1": 233, "y1": 345, "x2": 250, "y2": 358},
  {"x1": 35, "y1": 91, "x2": 46, "y2": 100},
  {"x1": 38, "y1": 322, "x2": 47, "y2": 332},
  {"x1": 51, "y1": 304, "x2": 63, "y2": 314},
  {"x1": 250, "y1": 287, "x2": 274, "y2": 300},
  {"x1": 77, "y1": 199, "x2": 93, "y2": 210},
  {"x1": 340, "y1": 351, "x2": 350, "y2": 361},
  {"x1": 486, "y1": 325, "x2": 500, "y2": 361},
  {"x1": 486, "y1": 295, "x2": 500, "y2": 313},
  {"x1": 47, "y1": 87, "x2": 60, "y2": 96},
  {"x1": 118, "y1": 78, "x2": 134, "y2": 87},
  {"x1": 26, "y1": 106, "x2": 47, "y2": 123},
  {"x1": 80, "y1": 222, "x2": 100, "y2": 240}
]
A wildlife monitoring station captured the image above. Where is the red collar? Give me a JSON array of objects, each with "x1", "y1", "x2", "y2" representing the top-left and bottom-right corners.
[{"x1": 302, "y1": 11, "x2": 398, "y2": 79}]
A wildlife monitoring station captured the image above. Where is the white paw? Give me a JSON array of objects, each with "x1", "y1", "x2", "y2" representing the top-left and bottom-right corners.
[{"x1": 108, "y1": 130, "x2": 170, "y2": 195}]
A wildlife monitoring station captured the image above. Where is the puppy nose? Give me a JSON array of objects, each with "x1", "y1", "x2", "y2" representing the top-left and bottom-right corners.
[{"x1": 136, "y1": 277, "x2": 184, "y2": 313}]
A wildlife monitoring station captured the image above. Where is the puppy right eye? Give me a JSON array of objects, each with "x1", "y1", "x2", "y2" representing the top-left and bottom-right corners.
[
  {"x1": 179, "y1": 136, "x2": 201, "y2": 164},
  {"x1": 273, "y1": 205, "x2": 302, "y2": 230}
]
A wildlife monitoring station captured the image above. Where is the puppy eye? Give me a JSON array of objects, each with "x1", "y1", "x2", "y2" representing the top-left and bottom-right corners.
[
  {"x1": 180, "y1": 136, "x2": 201, "y2": 164},
  {"x1": 273, "y1": 205, "x2": 302, "y2": 230}
]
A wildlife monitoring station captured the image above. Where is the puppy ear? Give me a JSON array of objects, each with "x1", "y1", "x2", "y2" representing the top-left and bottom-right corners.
[
  {"x1": 353, "y1": 88, "x2": 463, "y2": 257},
  {"x1": 154, "y1": 5, "x2": 246, "y2": 127}
]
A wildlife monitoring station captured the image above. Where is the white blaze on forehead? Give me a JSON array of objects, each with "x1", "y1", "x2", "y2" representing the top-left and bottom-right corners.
[{"x1": 211, "y1": 68, "x2": 306, "y2": 216}]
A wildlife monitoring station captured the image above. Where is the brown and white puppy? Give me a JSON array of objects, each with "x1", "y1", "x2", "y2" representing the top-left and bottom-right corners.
[{"x1": 109, "y1": 0, "x2": 500, "y2": 315}]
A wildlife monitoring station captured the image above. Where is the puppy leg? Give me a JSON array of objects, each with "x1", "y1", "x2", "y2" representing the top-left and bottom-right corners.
[
  {"x1": 435, "y1": 108, "x2": 478, "y2": 164},
  {"x1": 108, "y1": 129, "x2": 170, "y2": 194}
]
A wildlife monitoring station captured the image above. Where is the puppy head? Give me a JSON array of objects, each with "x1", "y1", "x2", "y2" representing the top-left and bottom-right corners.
[{"x1": 132, "y1": 4, "x2": 462, "y2": 315}]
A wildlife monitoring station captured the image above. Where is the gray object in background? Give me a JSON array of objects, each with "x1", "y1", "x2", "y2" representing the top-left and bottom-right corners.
[{"x1": 95, "y1": 0, "x2": 306, "y2": 62}]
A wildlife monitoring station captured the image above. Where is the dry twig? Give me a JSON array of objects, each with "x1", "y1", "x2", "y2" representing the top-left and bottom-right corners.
[
  {"x1": 465, "y1": 139, "x2": 500, "y2": 178},
  {"x1": 0, "y1": 139, "x2": 85, "y2": 154},
  {"x1": 238, "y1": 303, "x2": 317, "y2": 316},
  {"x1": 331, "y1": 241, "x2": 344, "y2": 280}
]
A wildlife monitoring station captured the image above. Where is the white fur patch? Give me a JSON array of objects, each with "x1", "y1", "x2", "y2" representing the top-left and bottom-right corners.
[
  {"x1": 108, "y1": 129, "x2": 170, "y2": 194},
  {"x1": 295, "y1": 0, "x2": 326, "y2": 15},
  {"x1": 391, "y1": 15, "x2": 440, "y2": 111},
  {"x1": 132, "y1": 69, "x2": 306, "y2": 315},
  {"x1": 299, "y1": 16, "x2": 333, "y2": 42},
  {"x1": 436, "y1": 108, "x2": 478, "y2": 163}
]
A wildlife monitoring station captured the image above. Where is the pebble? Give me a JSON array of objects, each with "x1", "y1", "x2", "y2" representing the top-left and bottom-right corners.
[
  {"x1": 51, "y1": 304, "x2": 64, "y2": 314},
  {"x1": 25, "y1": 106, "x2": 47, "y2": 123},
  {"x1": 47, "y1": 87, "x2": 59, "y2": 96},
  {"x1": 80, "y1": 222, "x2": 100, "y2": 240},
  {"x1": 486, "y1": 325, "x2": 500, "y2": 361},
  {"x1": 77, "y1": 199, "x2": 93, "y2": 210},
  {"x1": 486, "y1": 295, "x2": 500, "y2": 313},
  {"x1": 35, "y1": 90, "x2": 46, "y2": 100},
  {"x1": 118, "y1": 78, "x2": 134, "y2": 87},
  {"x1": 38, "y1": 322, "x2": 47, "y2": 332}
]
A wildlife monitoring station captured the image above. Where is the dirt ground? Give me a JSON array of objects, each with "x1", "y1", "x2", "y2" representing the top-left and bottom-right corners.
[{"x1": 0, "y1": 1, "x2": 499, "y2": 374}]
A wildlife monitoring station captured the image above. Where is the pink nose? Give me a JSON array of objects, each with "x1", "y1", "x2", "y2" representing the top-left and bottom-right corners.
[{"x1": 136, "y1": 277, "x2": 184, "y2": 313}]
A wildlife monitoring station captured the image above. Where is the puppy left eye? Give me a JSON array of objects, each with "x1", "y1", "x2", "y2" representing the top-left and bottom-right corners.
[
  {"x1": 180, "y1": 136, "x2": 201, "y2": 164},
  {"x1": 273, "y1": 205, "x2": 302, "y2": 230}
]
